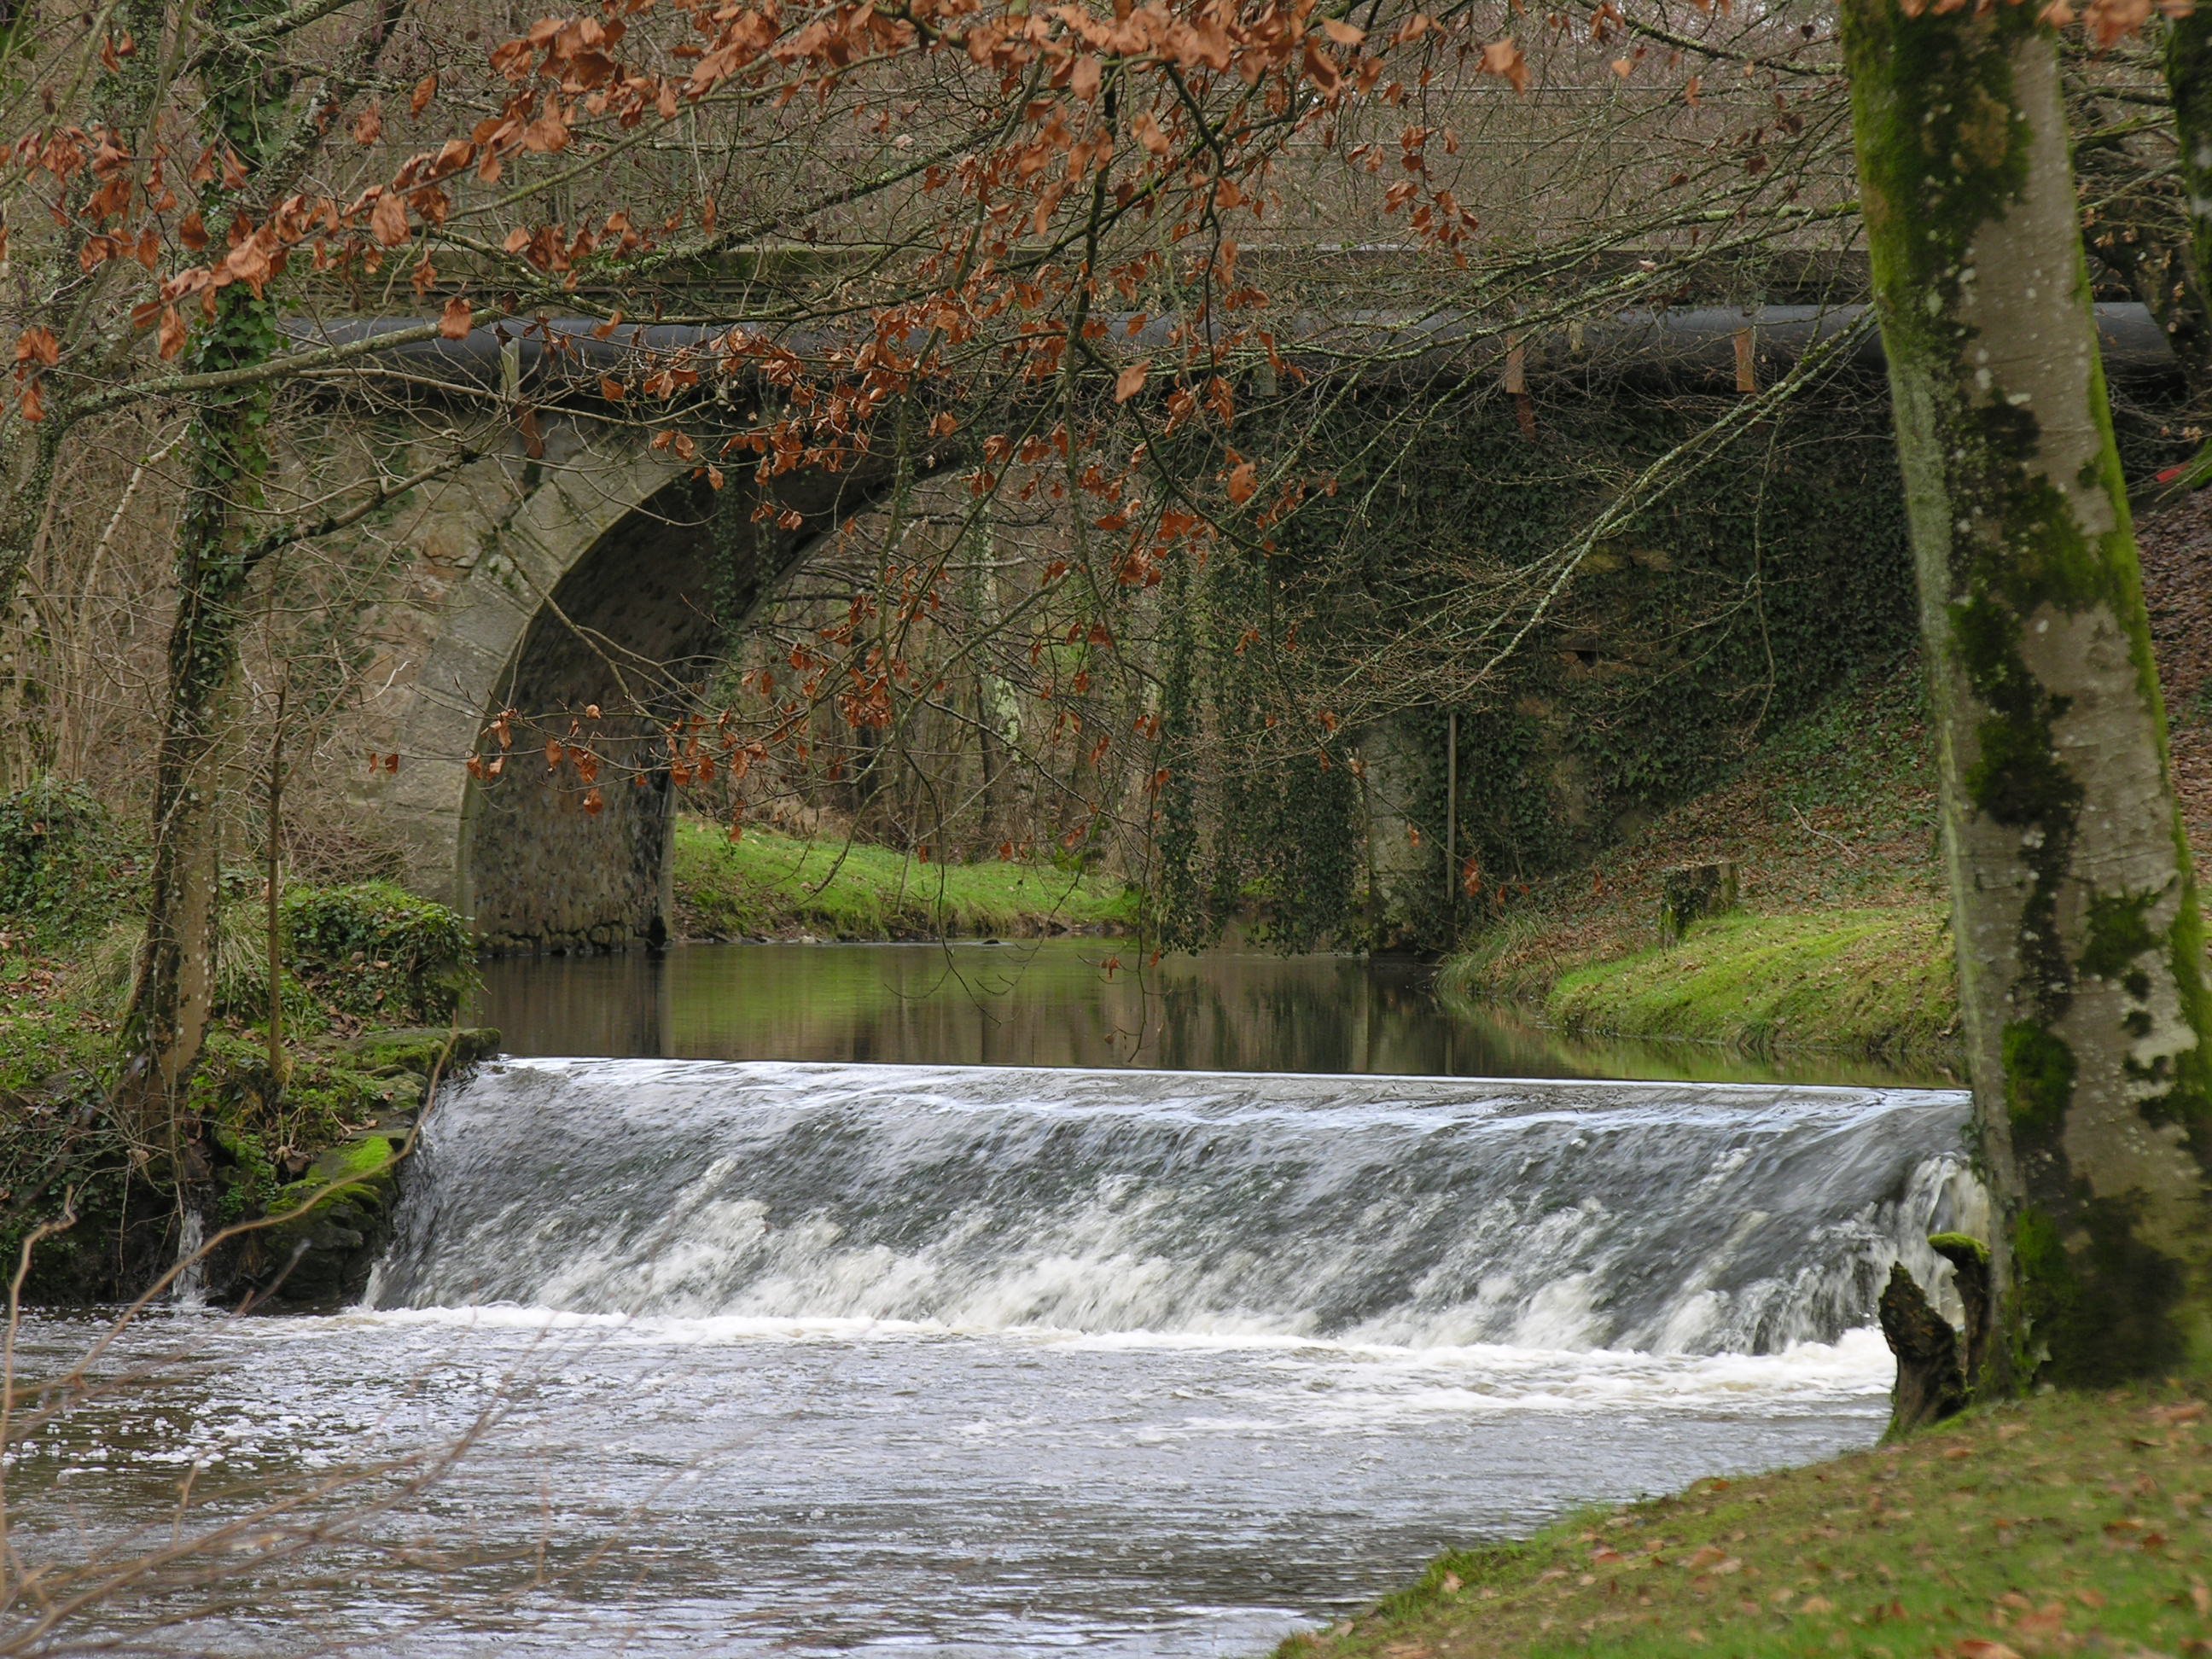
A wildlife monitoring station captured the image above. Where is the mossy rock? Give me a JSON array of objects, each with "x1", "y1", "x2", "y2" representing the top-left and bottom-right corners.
[
  {"x1": 280, "y1": 1132, "x2": 403, "y2": 1207},
  {"x1": 1928, "y1": 1231, "x2": 1990, "y2": 1266},
  {"x1": 341, "y1": 1026, "x2": 499, "y2": 1080},
  {"x1": 231, "y1": 1020, "x2": 496, "y2": 1311},
  {"x1": 253, "y1": 1134, "x2": 405, "y2": 1308}
]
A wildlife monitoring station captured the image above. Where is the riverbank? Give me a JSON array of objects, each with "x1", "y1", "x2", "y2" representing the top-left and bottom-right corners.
[
  {"x1": 1280, "y1": 1381, "x2": 2210, "y2": 1659},
  {"x1": 1, "y1": 783, "x2": 493, "y2": 1302},
  {"x1": 670, "y1": 817, "x2": 1136, "y2": 940},
  {"x1": 1437, "y1": 661, "x2": 1963, "y2": 1062},
  {"x1": 1445, "y1": 904, "x2": 1961, "y2": 1063},
  {"x1": 1437, "y1": 494, "x2": 2212, "y2": 1063}
]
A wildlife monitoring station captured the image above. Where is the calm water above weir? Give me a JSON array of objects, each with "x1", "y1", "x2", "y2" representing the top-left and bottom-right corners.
[
  {"x1": 18, "y1": 946, "x2": 1972, "y2": 1656},
  {"x1": 476, "y1": 939, "x2": 1955, "y2": 1087}
]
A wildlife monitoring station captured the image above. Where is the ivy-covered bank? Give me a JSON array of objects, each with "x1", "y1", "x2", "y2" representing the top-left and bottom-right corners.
[
  {"x1": 1436, "y1": 503, "x2": 2212, "y2": 1062},
  {"x1": 1, "y1": 779, "x2": 493, "y2": 1306},
  {"x1": 1435, "y1": 660, "x2": 1962, "y2": 1061}
]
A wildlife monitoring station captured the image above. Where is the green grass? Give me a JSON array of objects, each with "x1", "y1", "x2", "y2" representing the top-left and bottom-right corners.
[
  {"x1": 670, "y1": 818, "x2": 1137, "y2": 941},
  {"x1": 1439, "y1": 661, "x2": 1947, "y2": 1036},
  {"x1": 1435, "y1": 661, "x2": 1965, "y2": 1063},
  {"x1": 1282, "y1": 1382, "x2": 2212, "y2": 1659},
  {"x1": 1539, "y1": 906, "x2": 1960, "y2": 1061}
]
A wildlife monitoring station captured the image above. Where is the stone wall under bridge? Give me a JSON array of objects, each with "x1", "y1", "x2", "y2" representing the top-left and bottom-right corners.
[{"x1": 345, "y1": 411, "x2": 893, "y2": 953}]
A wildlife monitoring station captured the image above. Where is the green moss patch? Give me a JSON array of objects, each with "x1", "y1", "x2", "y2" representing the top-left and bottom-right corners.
[
  {"x1": 671, "y1": 818, "x2": 1136, "y2": 941},
  {"x1": 268, "y1": 1133, "x2": 401, "y2": 1217},
  {"x1": 1282, "y1": 1383, "x2": 2212, "y2": 1659},
  {"x1": 282, "y1": 882, "x2": 476, "y2": 1023},
  {"x1": 341, "y1": 1026, "x2": 499, "y2": 1080},
  {"x1": 1542, "y1": 907, "x2": 1959, "y2": 1060},
  {"x1": 248, "y1": 1132, "x2": 408, "y2": 1307},
  {"x1": 0, "y1": 779, "x2": 139, "y2": 951}
]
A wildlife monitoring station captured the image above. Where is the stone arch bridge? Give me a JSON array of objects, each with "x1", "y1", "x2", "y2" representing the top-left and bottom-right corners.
[
  {"x1": 341, "y1": 321, "x2": 905, "y2": 953},
  {"x1": 335, "y1": 305, "x2": 2178, "y2": 952}
]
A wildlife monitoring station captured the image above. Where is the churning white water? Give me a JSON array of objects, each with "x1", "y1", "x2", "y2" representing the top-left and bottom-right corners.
[
  {"x1": 374, "y1": 1060, "x2": 1976, "y2": 1354},
  {"x1": 13, "y1": 1056, "x2": 1976, "y2": 1656}
]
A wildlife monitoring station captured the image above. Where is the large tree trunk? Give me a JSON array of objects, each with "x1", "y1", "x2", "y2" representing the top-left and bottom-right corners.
[
  {"x1": 122, "y1": 285, "x2": 279, "y2": 1121},
  {"x1": 119, "y1": 5, "x2": 287, "y2": 1127},
  {"x1": 1841, "y1": 0, "x2": 2212, "y2": 1388}
]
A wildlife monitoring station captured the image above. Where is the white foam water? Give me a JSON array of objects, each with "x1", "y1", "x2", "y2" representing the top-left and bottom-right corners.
[
  {"x1": 169, "y1": 1210, "x2": 207, "y2": 1309},
  {"x1": 372, "y1": 1059, "x2": 1976, "y2": 1356}
]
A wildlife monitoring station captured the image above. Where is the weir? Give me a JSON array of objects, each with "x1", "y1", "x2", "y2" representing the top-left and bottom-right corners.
[
  {"x1": 373, "y1": 1061, "x2": 1976, "y2": 1355},
  {"x1": 21, "y1": 1050, "x2": 1985, "y2": 1656}
]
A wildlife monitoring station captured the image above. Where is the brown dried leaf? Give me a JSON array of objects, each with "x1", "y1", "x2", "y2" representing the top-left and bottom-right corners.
[
  {"x1": 1481, "y1": 38, "x2": 1528, "y2": 92},
  {"x1": 370, "y1": 189, "x2": 410, "y2": 247}
]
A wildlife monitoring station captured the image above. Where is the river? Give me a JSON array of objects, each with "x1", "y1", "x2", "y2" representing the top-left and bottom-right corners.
[
  {"x1": 474, "y1": 939, "x2": 1959, "y2": 1086},
  {"x1": 11, "y1": 944, "x2": 1974, "y2": 1656}
]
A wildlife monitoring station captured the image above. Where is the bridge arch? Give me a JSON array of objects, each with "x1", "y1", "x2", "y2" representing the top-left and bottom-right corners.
[
  {"x1": 338, "y1": 300, "x2": 2182, "y2": 951},
  {"x1": 353, "y1": 412, "x2": 890, "y2": 952}
]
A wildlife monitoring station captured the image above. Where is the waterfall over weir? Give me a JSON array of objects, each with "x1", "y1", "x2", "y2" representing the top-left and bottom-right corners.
[
  {"x1": 373, "y1": 1060, "x2": 1976, "y2": 1355},
  {"x1": 17, "y1": 1048, "x2": 1982, "y2": 1657}
]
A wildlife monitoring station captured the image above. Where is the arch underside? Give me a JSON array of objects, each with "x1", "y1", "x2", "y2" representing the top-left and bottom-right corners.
[
  {"x1": 352, "y1": 416, "x2": 895, "y2": 953},
  {"x1": 459, "y1": 475, "x2": 717, "y2": 951},
  {"x1": 463, "y1": 466, "x2": 893, "y2": 952}
]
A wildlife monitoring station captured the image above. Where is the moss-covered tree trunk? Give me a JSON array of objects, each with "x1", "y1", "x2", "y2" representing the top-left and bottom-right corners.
[
  {"x1": 2168, "y1": 10, "x2": 2212, "y2": 374},
  {"x1": 119, "y1": 4, "x2": 288, "y2": 1126},
  {"x1": 121, "y1": 293, "x2": 279, "y2": 1121},
  {"x1": 1842, "y1": 0, "x2": 2212, "y2": 1388}
]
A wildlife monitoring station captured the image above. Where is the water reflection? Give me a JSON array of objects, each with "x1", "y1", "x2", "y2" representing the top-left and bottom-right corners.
[{"x1": 475, "y1": 940, "x2": 1954, "y2": 1086}]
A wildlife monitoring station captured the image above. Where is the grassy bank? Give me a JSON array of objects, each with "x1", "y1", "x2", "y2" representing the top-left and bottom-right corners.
[
  {"x1": 1446, "y1": 905, "x2": 1961, "y2": 1063},
  {"x1": 1438, "y1": 662, "x2": 1963, "y2": 1062},
  {"x1": 2, "y1": 782, "x2": 490, "y2": 1301},
  {"x1": 1439, "y1": 494, "x2": 2212, "y2": 1063},
  {"x1": 1284, "y1": 1382, "x2": 2211, "y2": 1659},
  {"x1": 671, "y1": 818, "x2": 1136, "y2": 940}
]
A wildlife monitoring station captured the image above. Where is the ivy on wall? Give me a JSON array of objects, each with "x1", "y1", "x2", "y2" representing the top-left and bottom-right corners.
[
  {"x1": 1430, "y1": 392, "x2": 1918, "y2": 891},
  {"x1": 1154, "y1": 538, "x2": 1364, "y2": 949},
  {"x1": 1152, "y1": 372, "x2": 1930, "y2": 951}
]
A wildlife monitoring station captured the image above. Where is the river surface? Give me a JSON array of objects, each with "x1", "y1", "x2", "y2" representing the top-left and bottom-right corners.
[
  {"x1": 13, "y1": 945, "x2": 1974, "y2": 1656},
  {"x1": 476, "y1": 940, "x2": 1957, "y2": 1086}
]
